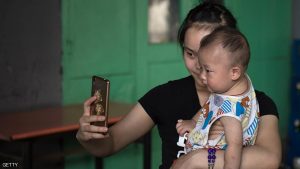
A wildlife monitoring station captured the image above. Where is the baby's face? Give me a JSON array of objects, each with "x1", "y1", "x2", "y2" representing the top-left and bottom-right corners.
[{"x1": 198, "y1": 45, "x2": 233, "y2": 94}]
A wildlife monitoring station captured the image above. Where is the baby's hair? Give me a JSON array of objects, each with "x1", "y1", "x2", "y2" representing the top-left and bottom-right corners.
[{"x1": 200, "y1": 26, "x2": 250, "y2": 71}]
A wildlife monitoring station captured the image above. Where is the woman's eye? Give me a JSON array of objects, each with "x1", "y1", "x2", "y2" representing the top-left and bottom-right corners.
[
  {"x1": 183, "y1": 46, "x2": 197, "y2": 59},
  {"x1": 186, "y1": 51, "x2": 195, "y2": 59},
  {"x1": 185, "y1": 50, "x2": 192, "y2": 56}
]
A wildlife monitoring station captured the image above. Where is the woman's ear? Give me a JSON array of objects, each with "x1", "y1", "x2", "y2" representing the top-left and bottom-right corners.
[{"x1": 231, "y1": 66, "x2": 242, "y2": 80}]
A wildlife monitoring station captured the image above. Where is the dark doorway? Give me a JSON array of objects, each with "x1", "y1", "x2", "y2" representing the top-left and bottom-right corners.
[{"x1": 0, "y1": 0, "x2": 61, "y2": 113}]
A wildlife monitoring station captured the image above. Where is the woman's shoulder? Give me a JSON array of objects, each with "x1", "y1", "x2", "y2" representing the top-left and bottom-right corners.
[
  {"x1": 151, "y1": 76, "x2": 194, "y2": 92},
  {"x1": 139, "y1": 76, "x2": 195, "y2": 102},
  {"x1": 255, "y1": 90, "x2": 275, "y2": 104},
  {"x1": 255, "y1": 90, "x2": 279, "y2": 118},
  {"x1": 138, "y1": 76, "x2": 198, "y2": 122},
  {"x1": 164, "y1": 76, "x2": 194, "y2": 86}
]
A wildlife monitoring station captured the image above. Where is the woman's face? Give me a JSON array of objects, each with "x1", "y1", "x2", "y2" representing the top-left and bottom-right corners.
[{"x1": 183, "y1": 27, "x2": 211, "y2": 89}]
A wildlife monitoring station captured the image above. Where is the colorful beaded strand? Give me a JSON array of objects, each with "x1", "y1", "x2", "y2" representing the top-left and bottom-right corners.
[{"x1": 208, "y1": 148, "x2": 216, "y2": 169}]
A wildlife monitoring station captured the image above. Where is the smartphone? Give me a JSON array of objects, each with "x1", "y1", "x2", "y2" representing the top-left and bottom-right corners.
[{"x1": 90, "y1": 76, "x2": 110, "y2": 128}]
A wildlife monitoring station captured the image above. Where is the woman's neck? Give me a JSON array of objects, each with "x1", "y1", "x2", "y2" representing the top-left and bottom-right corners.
[{"x1": 195, "y1": 83, "x2": 211, "y2": 107}]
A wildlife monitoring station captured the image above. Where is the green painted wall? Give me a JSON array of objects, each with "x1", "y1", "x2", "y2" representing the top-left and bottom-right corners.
[
  {"x1": 62, "y1": 0, "x2": 137, "y2": 105},
  {"x1": 225, "y1": 0, "x2": 291, "y2": 136},
  {"x1": 62, "y1": 0, "x2": 291, "y2": 168}
]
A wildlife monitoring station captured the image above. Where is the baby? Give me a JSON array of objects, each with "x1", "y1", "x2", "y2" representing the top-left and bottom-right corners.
[{"x1": 176, "y1": 26, "x2": 260, "y2": 169}]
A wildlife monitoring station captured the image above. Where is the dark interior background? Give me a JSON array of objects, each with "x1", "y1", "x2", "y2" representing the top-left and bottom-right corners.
[{"x1": 0, "y1": 0, "x2": 61, "y2": 113}]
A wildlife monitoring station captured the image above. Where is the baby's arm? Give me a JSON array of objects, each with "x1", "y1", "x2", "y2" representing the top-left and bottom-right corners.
[
  {"x1": 176, "y1": 110, "x2": 202, "y2": 136},
  {"x1": 219, "y1": 116, "x2": 243, "y2": 169},
  {"x1": 176, "y1": 119, "x2": 196, "y2": 136},
  {"x1": 192, "y1": 109, "x2": 201, "y2": 122}
]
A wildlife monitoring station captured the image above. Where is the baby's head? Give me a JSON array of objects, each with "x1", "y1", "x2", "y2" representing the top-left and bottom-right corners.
[{"x1": 198, "y1": 26, "x2": 250, "y2": 73}]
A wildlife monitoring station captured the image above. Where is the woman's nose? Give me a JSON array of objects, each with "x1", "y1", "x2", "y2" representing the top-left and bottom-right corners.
[
  {"x1": 200, "y1": 68, "x2": 206, "y2": 81},
  {"x1": 195, "y1": 61, "x2": 201, "y2": 71}
]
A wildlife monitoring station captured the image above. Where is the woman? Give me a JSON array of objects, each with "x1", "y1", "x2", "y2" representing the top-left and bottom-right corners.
[{"x1": 76, "y1": 2, "x2": 281, "y2": 169}]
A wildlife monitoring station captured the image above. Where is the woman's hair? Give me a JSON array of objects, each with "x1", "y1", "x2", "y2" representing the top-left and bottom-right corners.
[{"x1": 177, "y1": 2, "x2": 237, "y2": 48}]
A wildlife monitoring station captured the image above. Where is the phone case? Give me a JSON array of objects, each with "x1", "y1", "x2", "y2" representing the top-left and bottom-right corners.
[{"x1": 90, "y1": 76, "x2": 110, "y2": 127}]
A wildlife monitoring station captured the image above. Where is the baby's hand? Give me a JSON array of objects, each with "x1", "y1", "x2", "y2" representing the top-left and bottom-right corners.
[{"x1": 176, "y1": 119, "x2": 196, "y2": 136}]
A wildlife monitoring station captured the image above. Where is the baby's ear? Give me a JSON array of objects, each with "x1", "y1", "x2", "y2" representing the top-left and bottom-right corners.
[{"x1": 231, "y1": 66, "x2": 242, "y2": 80}]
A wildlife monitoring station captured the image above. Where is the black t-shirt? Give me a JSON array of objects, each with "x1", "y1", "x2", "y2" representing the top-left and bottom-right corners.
[{"x1": 138, "y1": 76, "x2": 278, "y2": 169}]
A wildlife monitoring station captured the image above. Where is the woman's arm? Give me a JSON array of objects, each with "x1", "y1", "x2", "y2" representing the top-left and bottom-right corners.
[
  {"x1": 239, "y1": 115, "x2": 281, "y2": 169},
  {"x1": 76, "y1": 97, "x2": 154, "y2": 157},
  {"x1": 171, "y1": 115, "x2": 281, "y2": 169}
]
